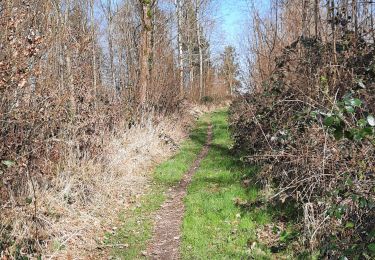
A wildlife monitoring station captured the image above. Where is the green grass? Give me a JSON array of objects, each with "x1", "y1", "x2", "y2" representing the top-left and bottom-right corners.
[
  {"x1": 181, "y1": 109, "x2": 274, "y2": 259},
  {"x1": 108, "y1": 113, "x2": 211, "y2": 259},
  {"x1": 109, "y1": 109, "x2": 298, "y2": 259}
]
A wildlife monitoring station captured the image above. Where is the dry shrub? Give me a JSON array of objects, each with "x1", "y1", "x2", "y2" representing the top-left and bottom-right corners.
[
  {"x1": 0, "y1": 105, "x2": 205, "y2": 259},
  {"x1": 0, "y1": 0, "x2": 228, "y2": 257},
  {"x1": 230, "y1": 36, "x2": 375, "y2": 257}
]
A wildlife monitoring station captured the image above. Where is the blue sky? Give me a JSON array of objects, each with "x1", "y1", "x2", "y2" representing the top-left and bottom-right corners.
[
  {"x1": 210, "y1": 0, "x2": 270, "y2": 65},
  {"x1": 216, "y1": 0, "x2": 270, "y2": 47},
  {"x1": 218, "y1": 0, "x2": 249, "y2": 46}
]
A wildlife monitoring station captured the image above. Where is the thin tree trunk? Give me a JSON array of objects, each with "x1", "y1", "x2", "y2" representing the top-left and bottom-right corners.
[
  {"x1": 107, "y1": 0, "x2": 116, "y2": 91},
  {"x1": 330, "y1": 0, "x2": 337, "y2": 64},
  {"x1": 314, "y1": 0, "x2": 319, "y2": 37},
  {"x1": 139, "y1": 0, "x2": 153, "y2": 105},
  {"x1": 64, "y1": 0, "x2": 75, "y2": 117},
  {"x1": 90, "y1": 0, "x2": 97, "y2": 107},
  {"x1": 352, "y1": 0, "x2": 358, "y2": 43},
  {"x1": 188, "y1": 34, "x2": 194, "y2": 89},
  {"x1": 195, "y1": 0, "x2": 203, "y2": 100},
  {"x1": 371, "y1": 3, "x2": 375, "y2": 42},
  {"x1": 57, "y1": 2, "x2": 65, "y2": 94},
  {"x1": 66, "y1": 49, "x2": 76, "y2": 116},
  {"x1": 176, "y1": 0, "x2": 184, "y2": 99},
  {"x1": 302, "y1": 0, "x2": 308, "y2": 37}
]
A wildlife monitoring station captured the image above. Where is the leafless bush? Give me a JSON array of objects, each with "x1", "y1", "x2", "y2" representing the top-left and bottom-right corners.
[
  {"x1": 231, "y1": 0, "x2": 375, "y2": 257},
  {"x1": 0, "y1": 0, "x2": 228, "y2": 257}
]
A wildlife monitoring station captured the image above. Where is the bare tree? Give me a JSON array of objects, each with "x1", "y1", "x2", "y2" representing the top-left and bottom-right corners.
[
  {"x1": 138, "y1": 0, "x2": 155, "y2": 104},
  {"x1": 176, "y1": 0, "x2": 185, "y2": 99},
  {"x1": 195, "y1": 0, "x2": 204, "y2": 99}
]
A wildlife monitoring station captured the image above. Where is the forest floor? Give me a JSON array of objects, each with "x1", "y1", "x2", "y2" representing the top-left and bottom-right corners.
[{"x1": 106, "y1": 109, "x2": 295, "y2": 259}]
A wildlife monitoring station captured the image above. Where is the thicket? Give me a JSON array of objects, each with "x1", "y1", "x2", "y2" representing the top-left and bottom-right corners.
[
  {"x1": 0, "y1": 0, "x2": 234, "y2": 257},
  {"x1": 231, "y1": 0, "x2": 375, "y2": 258}
]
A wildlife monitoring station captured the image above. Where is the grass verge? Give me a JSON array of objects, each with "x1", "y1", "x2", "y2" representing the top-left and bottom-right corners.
[
  {"x1": 106, "y1": 113, "x2": 210, "y2": 259},
  {"x1": 181, "y1": 109, "x2": 285, "y2": 259}
]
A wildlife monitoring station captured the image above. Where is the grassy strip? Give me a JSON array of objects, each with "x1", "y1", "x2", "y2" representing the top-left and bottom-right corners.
[
  {"x1": 107, "y1": 113, "x2": 210, "y2": 259},
  {"x1": 181, "y1": 109, "x2": 278, "y2": 259}
]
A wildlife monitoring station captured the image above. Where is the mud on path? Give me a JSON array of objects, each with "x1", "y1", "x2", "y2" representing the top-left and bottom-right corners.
[{"x1": 146, "y1": 124, "x2": 213, "y2": 259}]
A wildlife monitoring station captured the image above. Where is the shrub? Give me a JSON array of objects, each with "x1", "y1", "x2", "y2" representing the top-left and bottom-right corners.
[{"x1": 230, "y1": 37, "x2": 375, "y2": 258}]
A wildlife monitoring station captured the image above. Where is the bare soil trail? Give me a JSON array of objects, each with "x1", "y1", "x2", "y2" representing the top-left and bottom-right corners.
[{"x1": 146, "y1": 124, "x2": 213, "y2": 259}]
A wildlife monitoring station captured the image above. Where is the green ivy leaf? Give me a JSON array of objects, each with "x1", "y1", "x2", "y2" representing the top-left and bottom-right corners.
[
  {"x1": 324, "y1": 116, "x2": 336, "y2": 126},
  {"x1": 25, "y1": 197, "x2": 33, "y2": 204},
  {"x1": 354, "y1": 134, "x2": 364, "y2": 141},
  {"x1": 350, "y1": 98, "x2": 362, "y2": 107},
  {"x1": 361, "y1": 127, "x2": 373, "y2": 137},
  {"x1": 369, "y1": 199, "x2": 375, "y2": 210},
  {"x1": 345, "y1": 106, "x2": 355, "y2": 113},
  {"x1": 352, "y1": 129, "x2": 365, "y2": 141},
  {"x1": 359, "y1": 197, "x2": 368, "y2": 208},
  {"x1": 345, "y1": 221, "x2": 354, "y2": 228},
  {"x1": 333, "y1": 128, "x2": 344, "y2": 140},
  {"x1": 368, "y1": 243, "x2": 375, "y2": 253},
  {"x1": 357, "y1": 119, "x2": 368, "y2": 128},
  {"x1": 367, "y1": 115, "x2": 375, "y2": 127},
  {"x1": 310, "y1": 111, "x2": 318, "y2": 119},
  {"x1": 344, "y1": 131, "x2": 354, "y2": 140},
  {"x1": 343, "y1": 96, "x2": 352, "y2": 106}
]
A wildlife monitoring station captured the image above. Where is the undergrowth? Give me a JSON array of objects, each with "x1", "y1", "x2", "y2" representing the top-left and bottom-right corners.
[{"x1": 230, "y1": 35, "x2": 375, "y2": 258}]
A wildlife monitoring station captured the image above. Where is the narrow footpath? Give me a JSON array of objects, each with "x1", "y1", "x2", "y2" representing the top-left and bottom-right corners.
[{"x1": 146, "y1": 125, "x2": 213, "y2": 259}]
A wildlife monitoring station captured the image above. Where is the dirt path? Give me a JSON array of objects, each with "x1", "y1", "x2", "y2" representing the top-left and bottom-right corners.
[{"x1": 146, "y1": 124, "x2": 213, "y2": 259}]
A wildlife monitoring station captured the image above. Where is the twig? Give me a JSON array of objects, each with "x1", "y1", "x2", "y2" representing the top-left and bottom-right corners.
[
  {"x1": 47, "y1": 229, "x2": 83, "y2": 260},
  {"x1": 245, "y1": 100, "x2": 274, "y2": 151},
  {"x1": 310, "y1": 214, "x2": 330, "y2": 245},
  {"x1": 96, "y1": 243, "x2": 129, "y2": 249}
]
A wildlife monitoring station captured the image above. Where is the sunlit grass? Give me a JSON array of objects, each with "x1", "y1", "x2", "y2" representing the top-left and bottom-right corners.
[{"x1": 181, "y1": 110, "x2": 267, "y2": 259}]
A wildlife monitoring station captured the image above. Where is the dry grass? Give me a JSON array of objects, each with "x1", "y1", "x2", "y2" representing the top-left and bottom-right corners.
[{"x1": 0, "y1": 104, "x2": 220, "y2": 259}]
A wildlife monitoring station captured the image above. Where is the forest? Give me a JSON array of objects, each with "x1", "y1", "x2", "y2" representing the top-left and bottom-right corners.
[{"x1": 1, "y1": 0, "x2": 374, "y2": 259}]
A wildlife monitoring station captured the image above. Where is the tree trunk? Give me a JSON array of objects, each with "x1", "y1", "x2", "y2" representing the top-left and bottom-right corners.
[
  {"x1": 139, "y1": 0, "x2": 153, "y2": 105},
  {"x1": 371, "y1": 3, "x2": 375, "y2": 42},
  {"x1": 314, "y1": 0, "x2": 319, "y2": 37},
  {"x1": 352, "y1": 0, "x2": 358, "y2": 43},
  {"x1": 329, "y1": 0, "x2": 337, "y2": 64},
  {"x1": 302, "y1": 0, "x2": 308, "y2": 37},
  {"x1": 106, "y1": 0, "x2": 116, "y2": 92},
  {"x1": 66, "y1": 48, "x2": 76, "y2": 117},
  {"x1": 90, "y1": 0, "x2": 97, "y2": 106},
  {"x1": 176, "y1": 0, "x2": 184, "y2": 99},
  {"x1": 188, "y1": 34, "x2": 194, "y2": 89},
  {"x1": 195, "y1": 0, "x2": 204, "y2": 100},
  {"x1": 64, "y1": 0, "x2": 75, "y2": 117}
]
